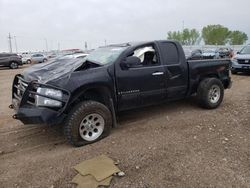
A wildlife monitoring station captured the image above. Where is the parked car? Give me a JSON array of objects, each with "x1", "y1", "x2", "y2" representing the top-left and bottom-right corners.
[
  {"x1": 30, "y1": 54, "x2": 47, "y2": 63},
  {"x1": 10, "y1": 40, "x2": 232, "y2": 146},
  {"x1": 21, "y1": 52, "x2": 32, "y2": 64},
  {"x1": 0, "y1": 53, "x2": 22, "y2": 69},
  {"x1": 185, "y1": 49, "x2": 203, "y2": 60},
  {"x1": 202, "y1": 49, "x2": 220, "y2": 59},
  {"x1": 231, "y1": 45, "x2": 250, "y2": 74},
  {"x1": 216, "y1": 47, "x2": 233, "y2": 58}
]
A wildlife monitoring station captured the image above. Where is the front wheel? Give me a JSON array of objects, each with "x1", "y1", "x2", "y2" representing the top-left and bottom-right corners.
[
  {"x1": 197, "y1": 78, "x2": 224, "y2": 109},
  {"x1": 64, "y1": 101, "x2": 112, "y2": 147}
]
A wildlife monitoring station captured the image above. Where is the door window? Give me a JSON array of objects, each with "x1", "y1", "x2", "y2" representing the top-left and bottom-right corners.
[{"x1": 127, "y1": 46, "x2": 159, "y2": 67}]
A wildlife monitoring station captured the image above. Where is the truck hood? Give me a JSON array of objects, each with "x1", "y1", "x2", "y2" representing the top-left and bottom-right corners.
[
  {"x1": 22, "y1": 58, "x2": 84, "y2": 84},
  {"x1": 234, "y1": 54, "x2": 250, "y2": 59}
]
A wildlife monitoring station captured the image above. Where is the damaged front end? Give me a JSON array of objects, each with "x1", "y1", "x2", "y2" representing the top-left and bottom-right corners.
[{"x1": 10, "y1": 74, "x2": 70, "y2": 124}]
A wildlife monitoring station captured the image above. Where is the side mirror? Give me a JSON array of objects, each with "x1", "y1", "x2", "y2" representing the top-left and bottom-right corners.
[{"x1": 121, "y1": 56, "x2": 141, "y2": 68}]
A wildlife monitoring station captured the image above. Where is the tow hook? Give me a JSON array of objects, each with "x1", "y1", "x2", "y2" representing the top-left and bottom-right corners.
[{"x1": 9, "y1": 104, "x2": 14, "y2": 109}]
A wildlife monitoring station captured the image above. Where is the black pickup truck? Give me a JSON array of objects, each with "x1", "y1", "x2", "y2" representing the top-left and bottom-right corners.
[{"x1": 10, "y1": 41, "x2": 232, "y2": 146}]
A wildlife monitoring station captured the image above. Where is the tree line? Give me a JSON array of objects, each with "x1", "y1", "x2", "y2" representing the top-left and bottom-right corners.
[{"x1": 167, "y1": 24, "x2": 248, "y2": 45}]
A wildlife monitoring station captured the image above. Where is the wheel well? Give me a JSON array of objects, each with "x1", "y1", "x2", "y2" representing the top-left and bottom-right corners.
[
  {"x1": 66, "y1": 87, "x2": 112, "y2": 114},
  {"x1": 199, "y1": 74, "x2": 219, "y2": 82},
  {"x1": 191, "y1": 74, "x2": 220, "y2": 94},
  {"x1": 199, "y1": 74, "x2": 230, "y2": 88}
]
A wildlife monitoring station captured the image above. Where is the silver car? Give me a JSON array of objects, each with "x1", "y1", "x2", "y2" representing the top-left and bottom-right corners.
[
  {"x1": 231, "y1": 45, "x2": 250, "y2": 74},
  {"x1": 31, "y1": 54, "x2": 47, "y2": 63}
]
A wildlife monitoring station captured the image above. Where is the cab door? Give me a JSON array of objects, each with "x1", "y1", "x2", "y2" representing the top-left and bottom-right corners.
[{"x1": 115, "y1": 45, "x2": 167, "y2": 111}]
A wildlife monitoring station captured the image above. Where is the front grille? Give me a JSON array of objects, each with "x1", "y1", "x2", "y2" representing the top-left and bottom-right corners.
[
  {"x1": 238, "y1": 59, "x2": 250, "y2": 64},
  {"x1": 17, "y1": 79, "x2": 28, "y2": 98},
  {"x1": 13, "y1": 75, "x2": 35, "y2": 105}
]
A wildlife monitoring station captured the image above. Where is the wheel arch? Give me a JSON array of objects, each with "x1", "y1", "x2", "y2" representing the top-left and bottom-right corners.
[
  {"x1": 190, "y1": 73, "x2": 220, "y2": 95},
  {"x1": 65, "y1": 85, "x2": 115, "y2": 114}
]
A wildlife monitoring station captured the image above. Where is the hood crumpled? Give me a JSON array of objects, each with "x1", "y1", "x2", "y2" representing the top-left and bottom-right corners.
[{"x1": 22, "y1": 58, "x2": 85, "y2": 84}]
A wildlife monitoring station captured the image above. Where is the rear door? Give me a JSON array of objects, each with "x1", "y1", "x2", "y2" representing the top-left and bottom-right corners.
[
  {"x1": 116, "y1": 44, "x2": 167, "y2": 110},
  {"x1": 157, "y1": 41, "x2": 188, "y2": 99}
]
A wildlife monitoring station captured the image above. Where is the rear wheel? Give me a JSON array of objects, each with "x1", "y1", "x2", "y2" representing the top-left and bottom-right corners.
[
  {"x1": 9, "y1": 62, "x2": 18, "y2": 69},
  {"x1": 27, "y1": 59, "x2": 31, "y2": 64},
  {"x1": 197, "y1": 78, "x2": 224, "y2": 109},
  {"x1": 64, "y1": 101, "x2": 112, "y2": 147}
]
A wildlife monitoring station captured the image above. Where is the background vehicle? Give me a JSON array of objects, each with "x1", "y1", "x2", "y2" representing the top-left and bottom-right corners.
[
  {"x1": 185, "y1": 49, "x2": 203, "y2": 60},
  {"x1": 60, "y1": 53, "x2": 88, "y2": 59},
  {"x1": 202, "y1": 49, "x2": 220, "y2": 59},
  {"x1": 21, "y1": 52, "x2": 32, "y2": 64},
  {"x1": 0, "y1": 53, "x2": 22, "y2": 69},
  {"x1": 10, "y1": 40, "x2": 231, "y2": 146},
  {"x1": 30, "y1": 53, "x2": 47, "y2": 63},
  {"x1": 231, "y1": 44, "x2": 250, "y2": 74},
  {"x1": 217, "y1": 47, "x2": 233, "y2": 58}
]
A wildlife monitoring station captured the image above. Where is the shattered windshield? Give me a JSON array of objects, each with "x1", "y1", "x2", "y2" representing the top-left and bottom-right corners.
[{"x1": 86, "y1": 46, "x2": 127, "y2": 65}]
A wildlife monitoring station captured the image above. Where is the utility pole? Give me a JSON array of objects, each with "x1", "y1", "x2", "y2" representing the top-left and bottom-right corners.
[
  {"x1": 57, "y1": 42, "x2": 60, "y2": 51},
  {"x1": 8, "y1": 33, "x2": 13, "y2": 53},
  {"x1": 104, "y1": 39, "x2": 107, "y2": 46},
  {"x1": 85, "y1": 41, "x2": 88, "y2": 52},
  {"x1": 182, "y1": 20, "x2": 185, "y2": 31},
  {"x1": 44, "y1": 38, "x2": 48, "y2": 52},
  {"x1": 14, "y1": 36, "x2": 18, "y2": 53}
]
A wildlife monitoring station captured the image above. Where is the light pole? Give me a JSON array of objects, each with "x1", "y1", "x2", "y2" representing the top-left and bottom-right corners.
[
  {"x1": 8, "y1": 33, "x2": 13, "y2": 53},
  {"x1": 44, "y1": 38, "x2": 48, "y2": 52},
  {"x1": 14, "y1": 36, "x2": 18, "y2": 53}
]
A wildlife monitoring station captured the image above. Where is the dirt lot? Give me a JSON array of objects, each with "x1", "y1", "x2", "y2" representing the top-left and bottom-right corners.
[{"x1": 0, "y1": 65, "x2": 249, "y2": 188}]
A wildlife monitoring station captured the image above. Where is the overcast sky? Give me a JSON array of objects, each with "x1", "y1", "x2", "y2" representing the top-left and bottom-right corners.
[{"x1": 0, "y1": 0, "x2": 249, "y2": 52}]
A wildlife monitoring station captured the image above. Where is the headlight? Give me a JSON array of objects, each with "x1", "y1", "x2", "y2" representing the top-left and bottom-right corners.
[{"x1": 35, "y1": 87, "x2": 63, "y2": 107}]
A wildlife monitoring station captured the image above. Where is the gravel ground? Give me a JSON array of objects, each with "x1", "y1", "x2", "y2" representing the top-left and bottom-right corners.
[{"x1": 0, "y1": 65, "x2": 249, "y2": 188}]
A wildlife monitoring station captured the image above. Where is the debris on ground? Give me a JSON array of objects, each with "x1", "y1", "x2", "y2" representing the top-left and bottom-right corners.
[
  {"x1": 114, "y1": 171, "x2": 126, "y2": 177},
  {"x1": 72, "y1": 155, "x2": 123, "y2": 188}
]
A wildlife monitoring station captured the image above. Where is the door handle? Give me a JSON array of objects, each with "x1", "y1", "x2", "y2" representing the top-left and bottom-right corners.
[{"x1": 152, "y1": 72, "x2": 164, "y2": 76}]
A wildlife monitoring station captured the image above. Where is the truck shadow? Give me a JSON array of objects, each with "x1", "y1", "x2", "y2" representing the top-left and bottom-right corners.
[{"x1": 117, "y1": 97, "x2": 199, "y2": 126}]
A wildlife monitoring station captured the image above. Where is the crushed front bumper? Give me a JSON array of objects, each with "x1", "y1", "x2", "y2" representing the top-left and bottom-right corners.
[{"x1": 10, "y1": 74, "x2": 70, "y2": 124}]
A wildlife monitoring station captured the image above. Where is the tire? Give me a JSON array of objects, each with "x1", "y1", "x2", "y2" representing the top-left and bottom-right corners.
[
  {"x1": 43, "y1": 58, "x2": 47, "y2": 62},
  {"x1": 231, "y1": 70, "x2": 237, "y2": 75},
  {"x1": 27, "y1": 59, "x2": 31, "y2": 64},
  {"x1": 197, "y1": 78, "x2": 224, "y2": 109},
  {"x1": 64, "y1": 101, "x2": 112, "y2": 147},
  {"x1": 9, "y1": 62, "x2": 19, "y2": 69}
]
